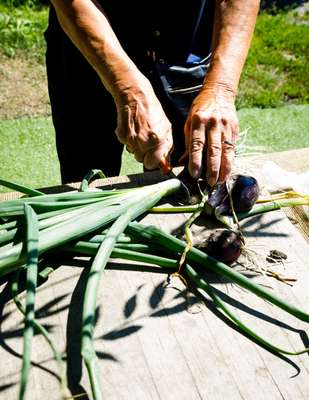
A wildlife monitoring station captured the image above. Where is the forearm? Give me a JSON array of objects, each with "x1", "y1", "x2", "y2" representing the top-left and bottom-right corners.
[
  {"x1": 50, "y1": 0, "x2": 146, "y2": 101},
  {"x1": 50, "y1": 0, "x2": 173, "y2": 170},
  {"x1": 204, "y1": 0, "x2": 260, "y2": 97}
]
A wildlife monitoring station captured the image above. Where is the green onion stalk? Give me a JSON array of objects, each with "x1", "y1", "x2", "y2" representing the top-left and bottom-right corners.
[
  {"x1": 126, "y1": 223, "x2": 309, "y2": 355},
  {"x1": 127, "y1": 222, "x2": 309, "y2": 323},
  {"x1": 18, "y1": 204, "x2": 39, "y2": 400},
  {"x1": 150, "y1": 196, "x2": 309, "y2": 221},
  {"x1": 0, "y1": 179, "x2": 182, "y2": 277},
  {"x1": 184, "y1": 264, "x2": 309, "y2": 356},
  {"x1": 65, "y1": 236, "x2": 309, "y2": 357},
  {"x1": 0, "y1": 177, "x2": 182, "y2": 399},
  {"x1": 10, "y1": 203, "x2": 69, "y2": 399}
]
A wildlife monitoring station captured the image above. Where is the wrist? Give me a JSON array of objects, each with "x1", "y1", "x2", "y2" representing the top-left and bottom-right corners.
[
  {"x1": 200, "y1": 80, "x2": 237, "y2": 103},
  {"x1": 111, "y1": 71, "x2": 152, "y2": 105}
]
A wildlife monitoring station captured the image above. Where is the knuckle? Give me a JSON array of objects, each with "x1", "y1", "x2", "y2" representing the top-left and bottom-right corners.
[
  {"x1": 222, "y1": 143, "x2": 235, "y2": 153},
  {"x1": 192, "y1": 111, "x2": 208, "y2": 126},
  {"x1": 148, "y1": 132, "x2": 160, "y2": 146},
  {"x1": 191, "y1": 138, "x2": 204, "y2": 153},
  {"x1": 208, "y1": 144, "x2": 221, "y2": 158},
  {"x1": 206, "y1": 116, "x2": 218, "y2": 129},
  {"x1": 208, "y1": 170, "x2": 220, "y2": 182},
  {"x1": 115, "y1": 127, "x2": 125, "y2": 142},
  {"x1": 184, "y1": 120, "x2": 190, "y2": 136},
  {"x1": 234, "y1": 122, "x2": 239, "y2": 134},
  {"x1": 207, "y1": 155, "x2": 220, "y2": 173},
  {"x1": 221, "y1": 117, "x2": 228, "y2": 126}
]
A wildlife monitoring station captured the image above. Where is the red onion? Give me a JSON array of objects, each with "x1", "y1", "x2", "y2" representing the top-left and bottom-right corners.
[
  {"x1": 204, "y1": 174, "x2": 260, "y2": 217},
  {"x1": 198, "y1": 229, "x2": 244, "y2": 264}
]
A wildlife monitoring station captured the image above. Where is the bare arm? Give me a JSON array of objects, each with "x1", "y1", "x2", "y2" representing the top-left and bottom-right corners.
[
  {"x1": 50, "y1": 0, "x2": 173, "y2": 169},
  {"x1": 184, "y1": 0, "x2": 260, "y2": 185}
]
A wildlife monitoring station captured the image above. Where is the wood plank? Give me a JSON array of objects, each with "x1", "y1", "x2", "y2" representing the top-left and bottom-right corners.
[{"x1": 0, "y1": 153, "x2": 309, "y2": 400}]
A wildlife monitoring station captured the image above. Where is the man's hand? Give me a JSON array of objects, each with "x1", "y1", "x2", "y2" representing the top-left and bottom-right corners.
[
  {"x1": 114, "y1": 78, "x2": 173, "y2": 171},
  {"x1": 183, "y1": 86, "x2": 238, "y2": 186},
  {"x1": 181, "y1": 0, "x2": 260, "y2": 186}
]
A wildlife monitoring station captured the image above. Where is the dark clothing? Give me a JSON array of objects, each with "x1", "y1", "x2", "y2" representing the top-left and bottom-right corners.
[
  {"x1": 45, "y1": 1, "x2": 215, "y2": 183},
  {"x1": 45, "y1": 7, "x2": 123, "y2": 183},
  {"x1": 100, "y1": 1, "x2": 215, "y2": 64}
]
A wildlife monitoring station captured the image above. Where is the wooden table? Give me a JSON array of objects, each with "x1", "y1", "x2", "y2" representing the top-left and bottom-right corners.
[{"x1": 0, "y1": 149, "x2": 308, "y2": 400}]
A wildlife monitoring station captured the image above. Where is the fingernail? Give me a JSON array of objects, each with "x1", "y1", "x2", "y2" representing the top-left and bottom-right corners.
[
  {"x1": 191, "y1": 168, "x2": 200, "y2": 179},
  {"x1": 207, "y1": 176, "x2": 216, "y2": 187}
]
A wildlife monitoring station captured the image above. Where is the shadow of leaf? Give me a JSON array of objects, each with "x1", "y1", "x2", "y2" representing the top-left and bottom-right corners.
[
  {"x1": 149, "y1": 281, "x2": 166, "y2": 310},
  {"x1": 151, "y1": 301, "x2": 190, "y2": 317},
  {"x1": 96, "y1": 351, "x2": 118, "y2": 362},
  {"x1": 94, "y1": 306, "x2": 101, "y2": 326},
  {"x1": 124, "y1": 294, "x2": 137, "y2": 319},
  {"x1": 1, "y1": 323, "x2": 54, "y2": 340},
  {"x1": 211, "y1": 285, "x2": 309, "y2": 350},
  {"x1": 0, "y1": 382, "x2": 16, "y2": 393},
  {"x1": 101, "y1": 325, "x2": 142, "y2": 340},
  {"x1": 241, "y1": 216, "x2": 288, "y2": 238},
  {"x1": 123, "y1": 285, "x2": 144, "y2": 319},
  {"x1": 1, "y1": 312, "x2": 12, "y2": 323},
  {"x1": 65, "y1": 266, "x2": 90, "y2": 400},
  {"x1": 35, "y1": 294, "x2": 69, "y2": 319}
]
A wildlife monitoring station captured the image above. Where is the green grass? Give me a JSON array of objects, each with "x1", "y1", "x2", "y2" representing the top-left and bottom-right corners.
[
  {"x1": 0, "y1": 105, "x2": 307, "y2": 192},
  {"x1": 0, "y1": 117, "x2": 60, "y2": 191},
  {"x1": 0, "y1": 116, "x2": 142, "y2": 192},
  {"x1": 0, "y1": 4, "x2": 308, "y2": 108},
  {"x1": 238, "y1": 104, "x2": 309, "y2": 151},
  {"x1": 237, "y1": 9, "x2": 309, "y2": 108}
]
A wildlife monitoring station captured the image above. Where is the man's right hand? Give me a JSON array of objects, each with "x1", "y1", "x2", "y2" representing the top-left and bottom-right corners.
[{"x1": 114, "y1": 77, "x2": 173, "y2": 171}]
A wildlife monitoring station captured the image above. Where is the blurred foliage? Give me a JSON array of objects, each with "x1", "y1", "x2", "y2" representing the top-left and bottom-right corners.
[
  {"x1": 260, "y1": 0, "x2": 305, "y2": 11},
  {"x1": 0, "y1": 3, "x2": 48, "y2": 61},
  {"x1": 0, "y1": 0, "x2": 47, "y2": 9}
]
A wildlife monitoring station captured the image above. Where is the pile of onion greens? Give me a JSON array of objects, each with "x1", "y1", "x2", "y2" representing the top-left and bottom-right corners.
[{"x1": 0, "y1": 170, "x2": 308, "y2": 400}]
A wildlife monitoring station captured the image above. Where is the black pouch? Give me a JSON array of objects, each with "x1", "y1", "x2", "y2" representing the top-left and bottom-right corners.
[
  {"x1": 152, "y1": 0, "x2": 209, "y2": 118},
  {"x1": 153, "y1": 54, "x2": 211, "y2": 118},
  {"x1": 150, "y1": 0, "x2": 210, "y2": 165}
]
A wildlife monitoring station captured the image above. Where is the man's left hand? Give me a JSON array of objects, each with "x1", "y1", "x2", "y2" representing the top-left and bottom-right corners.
[{"x1": 182, "y1": 87, "x2": 239, "y2": 186}]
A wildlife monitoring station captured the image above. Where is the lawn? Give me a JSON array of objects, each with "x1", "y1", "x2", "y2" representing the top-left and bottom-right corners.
[
  {"x1": 0, "y1": 104, "x2": 308, "y2": 192},
  {"x1": 0, "y1": 116, "x2": 143, "y2": 192},
  {"x1": 237, "y1": 7, "x2": 309, "y2": 108}
]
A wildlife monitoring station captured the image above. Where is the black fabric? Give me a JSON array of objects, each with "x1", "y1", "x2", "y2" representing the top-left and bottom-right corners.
[
  {"x1": 44, "y1": 1, "x2": 215, "y2": 183},
  {"x1": 100, "y1": 0, "x2": 215, "y2": 63}
]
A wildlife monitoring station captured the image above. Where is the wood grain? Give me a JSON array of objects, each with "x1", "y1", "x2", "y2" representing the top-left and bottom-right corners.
[{"x1": 0, "y1": 149, "x2": 308, "y2": 400}]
